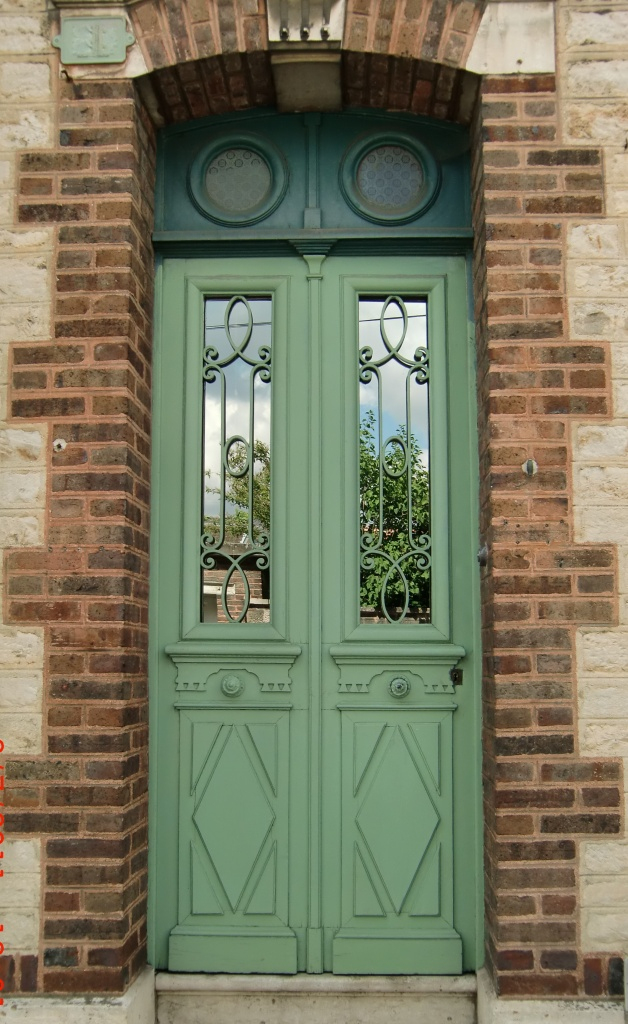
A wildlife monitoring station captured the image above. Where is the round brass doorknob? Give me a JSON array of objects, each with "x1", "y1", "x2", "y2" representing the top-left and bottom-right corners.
[{"x1": 389, "y1": 676, "x2": 410, "y2": 698}]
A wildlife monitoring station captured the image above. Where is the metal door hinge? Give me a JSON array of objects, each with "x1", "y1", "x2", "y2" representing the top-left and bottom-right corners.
[{"x1": 449, "y1": 667, "x2": 463, "y2": 687}]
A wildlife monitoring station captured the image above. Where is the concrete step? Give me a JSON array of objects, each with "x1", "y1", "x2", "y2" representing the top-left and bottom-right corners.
[{"x1": 155, "y1": 973, "x2": 477, "y2": 1024}]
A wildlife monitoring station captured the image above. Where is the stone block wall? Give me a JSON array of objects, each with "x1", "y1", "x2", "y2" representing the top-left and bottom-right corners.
[
  {"x1": 557, "y1": 0, "x2": 628, "y2": 967},
  {"x1": 2, "y1": 67, "x2": 156, "y2": 993},
  {"x1": 0, "y1": 0, "x2": 54, "y2": 995},
  {"x1": 473, "y1": 68, "x2": 626, "y2": 997}
]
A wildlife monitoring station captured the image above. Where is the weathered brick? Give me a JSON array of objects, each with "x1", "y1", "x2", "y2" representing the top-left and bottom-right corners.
[
  {"x1": 44, "y1": 948, "x2": 79, "y2": 968},
  {"x1": 541, "y1": 814, "x2": 621, "y2": 834}
]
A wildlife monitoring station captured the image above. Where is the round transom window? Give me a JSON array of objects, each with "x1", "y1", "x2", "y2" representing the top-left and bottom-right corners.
[
  {"x1": 356, "y1": 145, "x2": 424, "y2": 215},
  {"x1": 188, "y1": 133, "x2": 288, "y2": 226},
  {"x1": 340, "y1": 132, "x2": 440, "y2": 225},
  {"x1": 205, "y1": 148, "x2": 272, "y2": 214}
]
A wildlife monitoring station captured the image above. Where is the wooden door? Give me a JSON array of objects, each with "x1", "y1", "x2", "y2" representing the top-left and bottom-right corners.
[{"x1": 149, "y1": 253, "x2": 482, "y2": 976}]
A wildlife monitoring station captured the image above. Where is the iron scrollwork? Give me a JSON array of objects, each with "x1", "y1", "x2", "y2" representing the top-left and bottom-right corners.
[
  {"x1": 359, "y1": 295, "x2": 431, "y2": 623},
  {"x1": 201, "y1": 296, "x2": 271, "y2": 623}
]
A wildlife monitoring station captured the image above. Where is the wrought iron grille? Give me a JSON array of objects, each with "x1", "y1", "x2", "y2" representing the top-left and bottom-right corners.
[
  {"x1": 200, "y1": 296, "x2": 272, "y2": 623},
  {"x1": 358, "y1": 295, "x2": 431, "y2": 624}
]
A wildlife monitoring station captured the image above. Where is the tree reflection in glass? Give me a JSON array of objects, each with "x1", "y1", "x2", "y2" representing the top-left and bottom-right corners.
[
  {"x1": 358, "y1": 296, "x2": 431, "y2": 623},
  {"x1": 201, "y1": 296, "x2": 272, "y2": 623}
]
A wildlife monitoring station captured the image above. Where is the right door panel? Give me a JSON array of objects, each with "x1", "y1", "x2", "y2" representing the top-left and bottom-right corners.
[{"x1": 317, "y1": 256, "x2": 481, "y2": 974}]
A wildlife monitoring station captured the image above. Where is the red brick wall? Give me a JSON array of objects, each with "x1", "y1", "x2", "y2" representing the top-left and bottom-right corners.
[
  {"x1": 4, "y1": 78, "x2": 156, "y2": 995},
  {"x1": 1, "y1": 46, "x2": 625, "y2": 1004},
  {"x1": 473, "y1": 74, "x2": 624, "y2": 998}
]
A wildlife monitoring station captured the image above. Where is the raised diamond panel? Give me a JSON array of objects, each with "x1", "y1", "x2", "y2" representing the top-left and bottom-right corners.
[
  {"x1": 356, "y1": 726, "x2": 439, "y2": 913},
  {"x1": 193, "y1": 726, "x2": 275, "y2": 910}
]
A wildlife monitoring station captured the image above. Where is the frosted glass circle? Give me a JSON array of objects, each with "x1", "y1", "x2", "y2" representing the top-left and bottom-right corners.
[
  {"x1": 356, "y1": 145, "x2": 424, "y2": 214},
  {"x1": 205, "y1": 148, "x2": 272, "y2": 213}
]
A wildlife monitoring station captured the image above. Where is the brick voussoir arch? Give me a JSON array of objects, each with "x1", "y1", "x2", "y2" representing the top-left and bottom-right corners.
[
  {"x1": 144, "y1": 49, "x2": 480, "y2": 125},
  {"x1": 127, "y1": 0, "x2": 487, "y2": 77}
]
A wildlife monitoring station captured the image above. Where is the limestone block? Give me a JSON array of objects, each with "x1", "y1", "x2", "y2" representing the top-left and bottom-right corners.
[
  {"x1": 4, "y1": 838, "x2": 41, "y2": 873},
  {"x1": 449, "y1": 971, "x2": 622, "y2": 1024},
  {"x1": 0, "y1": 669, "x2": 42, "y2": 709},
  {"x1": 0, "y1": 301, "x2": 49, "y2": 342},
  {"x1": 611, "y1": 343, "x2": 628, "y2": 376},
  {"x1": 0, "y1": 255, "x2": 49, "y2": 302},
  {"x1": 607, "y1": 188, "x2": 628, "y2": 216},
  {"x1": 0, "y1": 158, "x2": 13, "y2": 188},
  {"x1": 0, "y1": 468, "x2": 44, "y2": 506},
  {"x1": 569, "y1": 298, "x2": 628, "y2": 340},
  {"x1": 0, "y1": 108, "x2": 51, "y2": 149},
  {"x1": 0, "y1": 15, "x2": 50, "y2": 55},
  {"x1": 0, "y1": 0, "x2": 49, "y2": 10},
  {"x1": 0, "y1": 60, "x2": 51, "y2": 100},
  {"x1": 575, "y1": 504, "x2": 628, "y2": 543},
  {"x1": 581, "y1": 721, "x2": 628, "y2": 756},
  {"x1": 3, "y1": 712, "x2": 42, "y2": 753},
  {"x1": 564, "y1": 10, "x2": 628, "y2": 50},
  {"x1": 580, "y1": 629, "x2": 628, "y2": 673},
  {"x1": 1, "y1": 872, "x2": 41, "y2": 908},
  {"x1": 565, "y1": 101, "x2": 628, "y2": 144},
  {"x1": 582, "y1": 909, "x2": 628, "y2": 950},
  {"x1": 567, "y1": 59, "x2": 628, "y2": 99},
  {"x1": 0, "y1": 626, "x2": 43, "y2": 667},
  {"x1": 0, "y1": 513, "x2": 43, "y2": 546},
  {"x1": 0, "y1": 342, "x2": 9, "y2": 384},
  {"x1": 613, "y1": 380, "x2": 628, "y2": 417},
  {"x1": 573, "y1": 261, "x2": 628, "y2": 295},
  {"x1": 578, "y1": 681, "x2": 628, "y2": 719},
  {"x1": 0, "y1": 190, "x2": 13, "y2": 223},
  {"x1": 68, "y1": 42, "x2": 149, "y2": 81},
  {"x1": 573, "y1": 423, "x2": 628, "y2": 460},
  {"x1": 582, "y1": 840, "x2": 628, "y2": 875},
  {"x1": 2, "y1": 907, "x2": 39, "y2": 952},
  {"x1": 4, "y1": 968, "x2": 156, "y2": 1024},
  {"x1": 619, "y1": 550, "x2": 628, "y2": 594},
  {"x1": 567, "y1": 222, "x2": 622, "y2": 258},
  {"x1": 0, "y1": 427, "x2": 43, "y2": 464},
  {"x1": 605, "y1": 152, "x2": 628, "y2": 184},
  {"x1": 465, "y1": 2, "x2": 555, "y2": 75},
  {"x1": 157, "y1": 977, "x2": 476, "y2": 1024},
  {"x1": 582, "y1": 877, "x2": 628, "y2": 907},
  {"x1": 575, "y1": 465, "x2": 628, "y2": 503},
  {"x1": 0, "y1": 227, "x2": 52, "y2": 251}
]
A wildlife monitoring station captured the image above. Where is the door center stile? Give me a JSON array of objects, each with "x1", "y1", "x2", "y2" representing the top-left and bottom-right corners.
[{"x1": 302, "y1": 251, "x2": 327, "y2": 973}]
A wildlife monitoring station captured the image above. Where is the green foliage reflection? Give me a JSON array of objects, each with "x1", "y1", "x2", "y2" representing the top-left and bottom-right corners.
[{"x1": 360, "y1": 410, "x2": 430, "y2": 618}]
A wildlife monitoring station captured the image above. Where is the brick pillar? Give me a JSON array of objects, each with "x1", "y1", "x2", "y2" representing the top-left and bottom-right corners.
[
  {"x1": 5, "y1": 79, "x2": 156, "y2": 994},
  {"x1": 473, "y1": 74, "x2": 625, "y2": 998}
]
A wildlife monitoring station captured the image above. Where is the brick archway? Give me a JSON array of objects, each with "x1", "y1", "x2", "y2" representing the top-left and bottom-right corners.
[{"x1": 125, "y1": 0, "x2": 485, "y2": 78}]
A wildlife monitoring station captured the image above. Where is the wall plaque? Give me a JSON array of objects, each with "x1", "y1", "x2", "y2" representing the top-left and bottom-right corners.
[{"x1": 53, "y1": 16, "x2": 135, "y2": 64}]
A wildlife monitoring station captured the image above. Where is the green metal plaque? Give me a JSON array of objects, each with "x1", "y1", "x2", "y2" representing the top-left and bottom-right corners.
[{"x1": 53, "y1": 17, "x2": 135, "y2": 64}]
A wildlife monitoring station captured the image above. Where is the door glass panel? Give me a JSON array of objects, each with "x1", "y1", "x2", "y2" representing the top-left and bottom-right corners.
[
  {"x1": 201, "y1": 295, "x2": 272, "y2": 623},
  {"x1": 358, "y1": 296, "x2": 431, "y2": 623}
]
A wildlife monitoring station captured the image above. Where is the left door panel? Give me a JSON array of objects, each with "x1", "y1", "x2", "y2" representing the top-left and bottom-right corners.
[{"x1": 149, "y1": 258, "x2": 309, "y2": 973}]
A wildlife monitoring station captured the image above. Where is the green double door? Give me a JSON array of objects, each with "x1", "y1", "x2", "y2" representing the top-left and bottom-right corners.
[{"x1": 150, "y1": 252, "x2": 482, "y2": 975}]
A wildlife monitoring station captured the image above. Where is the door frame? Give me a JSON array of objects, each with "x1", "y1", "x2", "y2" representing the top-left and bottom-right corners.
[{"x1": 147, "y1": 248, "x2": 484, "y2": 974}]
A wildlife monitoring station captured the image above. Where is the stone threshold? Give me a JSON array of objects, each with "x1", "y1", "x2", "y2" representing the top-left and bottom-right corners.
[{"x1": 155, "y1": 971, "x2": 478, "y2": 994}]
